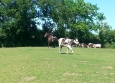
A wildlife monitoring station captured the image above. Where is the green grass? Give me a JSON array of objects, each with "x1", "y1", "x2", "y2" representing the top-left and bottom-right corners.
[{"x1": 0, "y1": 47, "x2": 115, "y2": 83}]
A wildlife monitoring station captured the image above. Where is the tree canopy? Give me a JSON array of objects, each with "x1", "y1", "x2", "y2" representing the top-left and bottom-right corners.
[{"x1": 0, "y1": 0, "x2": 114, "y2": 47}]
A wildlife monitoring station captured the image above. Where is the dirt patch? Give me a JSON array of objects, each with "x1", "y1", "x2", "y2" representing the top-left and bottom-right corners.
[
  {"x1": 19, "y1": 76, "x2": 36, "y2": 83},
  {"x1": 24, "y1": 76, "x2": 36, "y2": 81},
  {"x1": 79, "y1": 61, "x2": 88, "y2": 63},
  {"x1": 72, "y1": 64, "x2": 78, "y2": 68},
  {"x1": 102, "y1": 66, "x2": 114, "y2": 69},
  {"x1": 63, "y1": 72, "x2": 82, "y2": 77}
]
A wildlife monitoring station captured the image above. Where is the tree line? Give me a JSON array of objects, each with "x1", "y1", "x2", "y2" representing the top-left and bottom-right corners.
[{"x1": 0, "y1": 0, "x2": 115, "y2": 48}]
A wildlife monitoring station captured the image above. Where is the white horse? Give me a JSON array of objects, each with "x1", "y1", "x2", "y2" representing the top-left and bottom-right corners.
[{"x1": 58, "y1": 38, "x2": 79, "y2": 54}]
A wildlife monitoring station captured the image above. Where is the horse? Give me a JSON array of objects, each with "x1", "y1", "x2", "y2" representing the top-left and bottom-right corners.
[
  {"x1": 44, "y1": 32, "x2": 58, "y2": 48},
  {"x1": 58, "y1": 38, "x2": 79, "y2": 54}
]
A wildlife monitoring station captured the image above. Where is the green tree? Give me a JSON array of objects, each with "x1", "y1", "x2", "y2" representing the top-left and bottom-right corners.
[
  {"x1": 99, "y1": 22, "x2": 112, "y2": 47},
  {"x1": 37, "y1": 0, "x2": 106, "y2": 39},
  {"x1": 0, "y1": 0, "x2": 38, "y2": 46},
  {"x1": 0, "y1": 0, "x2": 112, "y2": 47}
]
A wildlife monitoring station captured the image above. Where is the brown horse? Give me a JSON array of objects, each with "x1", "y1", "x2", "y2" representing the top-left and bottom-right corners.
[{"x1": 44, "y1": 32, "x2": 58, "y2": 48}]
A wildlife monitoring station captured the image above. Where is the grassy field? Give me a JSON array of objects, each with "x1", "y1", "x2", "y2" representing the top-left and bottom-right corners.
[{"x1": 0, "y1": 47, "x2": 115, "y2": 83}]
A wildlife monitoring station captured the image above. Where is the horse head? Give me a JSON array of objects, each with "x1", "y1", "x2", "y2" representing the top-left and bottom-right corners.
[{"x1": 44, "y1": 32, "x2": 49, "y2": 38}]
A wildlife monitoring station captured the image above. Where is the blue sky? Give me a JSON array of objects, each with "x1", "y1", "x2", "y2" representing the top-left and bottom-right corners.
[{"x1": 84, "y1": 0, "x2": 115, "y2": 30}]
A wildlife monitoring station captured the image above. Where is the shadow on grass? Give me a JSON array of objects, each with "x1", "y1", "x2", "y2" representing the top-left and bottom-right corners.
[{"x1": 60, "y1": 53, "x2": 74, "y2": 55}]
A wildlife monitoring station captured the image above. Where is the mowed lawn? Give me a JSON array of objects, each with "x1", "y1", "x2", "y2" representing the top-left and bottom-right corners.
[{"x1": 0, "y1": 47, "x2": 115, "y2": 83}]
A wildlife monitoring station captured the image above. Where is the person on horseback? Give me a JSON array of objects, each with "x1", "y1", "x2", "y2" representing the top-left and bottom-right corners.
[{"x1": 50, "y1": 29, "x2": 54, "y2": 42}]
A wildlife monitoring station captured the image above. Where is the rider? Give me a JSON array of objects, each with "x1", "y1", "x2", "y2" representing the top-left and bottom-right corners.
[{"x1": 50, "y1": 29, "x2": 54, "y2": 42}]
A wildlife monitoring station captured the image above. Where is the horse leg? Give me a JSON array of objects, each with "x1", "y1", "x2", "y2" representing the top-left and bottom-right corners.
[
  {"x1": 52, "y1": 41, "x2": 55, "y2": 48},
  {"x1": 67, "y1": 45, "x2": 74, "y2": 54},
  {"x1": 66, "y1": 47, "x2": 69, "y2": 54},
  {"x1": 54, "y1": 43, "x2": 55, "y2": 48},
  {"x1": 59, "y1": 45, "x2": 62, "y2": 53},
  {"x1": 48, "y1": 42, "x2": 50, "y2": 48}
]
